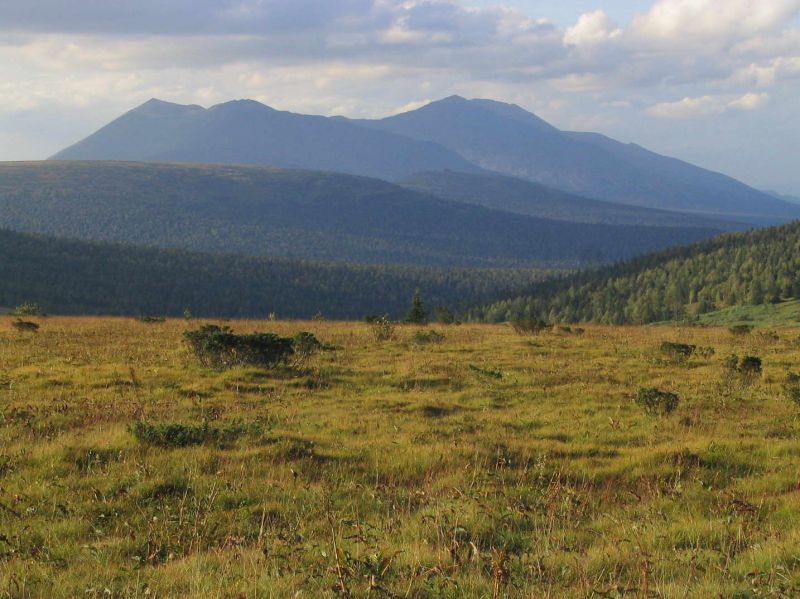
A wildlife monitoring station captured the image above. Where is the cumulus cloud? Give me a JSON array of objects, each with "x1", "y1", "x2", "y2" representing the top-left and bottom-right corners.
[
  {"x1": 563, "y1": 10, "x2": 621, "y2": 46},
  {"x1": 648, "y1": 92, "x2": 770, "y2": 119},
  {"x1": 629, "y1": 0, "x2": 800, "y2": 46}
]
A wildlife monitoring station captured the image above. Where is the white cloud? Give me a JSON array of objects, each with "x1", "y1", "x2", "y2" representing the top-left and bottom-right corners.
[
  {"x1": 729, "y1": 92, "x2": 770, "y2": 110},
  {"x1": 629, "y1": 0, "x2": 800, "y2": 47},
  {"x1": 563, "y1": 10, "x2": 621, "y2": 46},
  {"x1": 648, "y1": 92, "x2": 770, "y2": 119}
]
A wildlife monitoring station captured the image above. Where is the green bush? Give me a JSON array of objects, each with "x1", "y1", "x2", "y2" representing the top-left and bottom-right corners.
[
  {"x1": 659, "y1": 341, "x2": 696, "y2": 363},
  {"x1": 739, "y1": 356, "x2": 763, "y2": 380},
  {"x1": 129, "y1": 420, "x2": 257, "y2": 448},
  {"x1": 635, "y1": 387, "x2": 679, "y2": 415},
  {"x1": 696, "y1": 346, "x2": 716, "y2": 359},
  {"x1": 184, "y1": 324, "x2": 295, "y2": 368},
  {"x1": 510, "y1": 317, "x2": 550, "y2": 335},
  {"x1": 722, "y1": 354, "x2": 763, "y2": 386},
  {"x1": 729, "y1": 325, "x2": 753, "y2": 337},
  {"x1": 11, "y1": 319, "x2": 39, "y2": 333}
]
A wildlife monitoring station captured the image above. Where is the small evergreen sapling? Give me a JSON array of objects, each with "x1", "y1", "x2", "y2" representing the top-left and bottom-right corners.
[{"x1": 405, "y1": 290, "x2": 427, "y2": 325}]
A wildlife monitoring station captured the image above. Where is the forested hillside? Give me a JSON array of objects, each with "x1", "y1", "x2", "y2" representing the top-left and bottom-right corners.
[
  {"x1": 401, "y1": 171, "x2": 743, "y2": 229},
  {"x1": 0, "y1": 228, "x2": 548, "y2": 318},
  {"x1": 473, "y1": 220, "x2": 800, "y2": 324},
  {"x1": 0, "y1": 161, "x2": 724, "y2": 267}
]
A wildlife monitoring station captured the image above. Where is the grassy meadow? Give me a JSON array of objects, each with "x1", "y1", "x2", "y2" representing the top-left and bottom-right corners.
[{"x1": 2, "y1": 317, "x2": 800, "y2": 597}]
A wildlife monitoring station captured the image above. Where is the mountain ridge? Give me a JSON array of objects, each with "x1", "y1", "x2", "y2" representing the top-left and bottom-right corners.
[
  {"x1": 0, "y1": 161, "x2": 725, "y2": 268},
  {"x1": 361, "y1": 96, "x2": 798, "y2": 222}
]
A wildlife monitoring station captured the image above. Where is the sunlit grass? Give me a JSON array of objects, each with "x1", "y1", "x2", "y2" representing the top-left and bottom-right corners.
[{"x1": 1, "y1": 316, "x2": 800, "y2": 597}]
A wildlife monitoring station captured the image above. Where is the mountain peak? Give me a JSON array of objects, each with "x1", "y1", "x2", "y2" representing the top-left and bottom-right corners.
[
  {"x1": 131, "y1": 98, "x2": 205, "y2": 116},
  {"x1": 398, "y1": 96, "x2": 557, "y2": 133}
]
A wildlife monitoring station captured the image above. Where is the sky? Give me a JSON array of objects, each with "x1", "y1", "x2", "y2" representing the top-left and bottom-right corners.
[{"x1": 1, "y1": 0, "x2": 799, "y2": 194}]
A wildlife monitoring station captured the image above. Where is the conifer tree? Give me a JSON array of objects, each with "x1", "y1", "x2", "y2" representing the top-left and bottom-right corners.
[{"x1": 405, "y1": 289, "x2": 427, "y2": 324}]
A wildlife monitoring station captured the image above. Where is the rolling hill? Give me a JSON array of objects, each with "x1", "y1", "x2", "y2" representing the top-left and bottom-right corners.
[
  {"x1": 361, "y1": 96, "x2": 799, "y2": 223},
  {"x1": 472, "y1": 220, "x2": 800, "y2": 325},
  {"x1": 0, "y1": 227, "x2": 550, "y2": 318},
  {"x1": 0, "y1": 161, "x2": 725, "y2": 268},
  {"x1": 400, "y1": 170, "x2": 745, "y2": 229}
]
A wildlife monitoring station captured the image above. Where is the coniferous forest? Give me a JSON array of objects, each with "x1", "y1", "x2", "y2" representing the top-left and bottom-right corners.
[
  {"x1": 473, "y1": 220, "x2": 800, "y2": 324},
  {"x1": 0, "y1": 228, "x2": 548, "y2": 318}
]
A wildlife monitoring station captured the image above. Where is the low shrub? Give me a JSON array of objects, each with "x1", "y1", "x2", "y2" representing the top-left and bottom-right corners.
[
  {"x1": 130, "y1": 421, "x2": 213, "y2": 447},
  {"x1": 729, "y1": 325, "x2": 753, "y2": 337},
  {"x1": 696, "y1": 346, "x2": 716, "y2": 359},
  {"x1": 184, "y1": 325, "x2": 300, "y2": 368},
  {"x1": 659, "y1": 341, "x2": 696, "y2": 363},
  {"x1": 723, "y1": 354, "x2": 763, "y2": 386},
  {"x1": 635, "y1": 387, "x2": 679, "y2": 415},
  {"x1": 510, "y1": 317, "x2": 550, "y2": 335},
  {"x1": 12, "y1": 319, "x2": 39, "y2": 333},
  {"x1": 136, "y1": 316, "x2": 166, "y2": 324},
  {"x1": 129, "y1": 420, "x2": 258, "y2": 448},
  {"x1": 739, "y1": 356, "x2": 763, "y2": 379}
]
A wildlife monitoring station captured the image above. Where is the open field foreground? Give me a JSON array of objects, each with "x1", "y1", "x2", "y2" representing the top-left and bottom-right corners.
[{"x1": 3, "y1": 318, "x2": 800, "y2": 598}]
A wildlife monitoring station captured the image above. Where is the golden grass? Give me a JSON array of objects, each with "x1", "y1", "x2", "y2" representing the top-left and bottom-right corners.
[{"x1": 1, "y1": 316, "x2": 800, "y2": 597}]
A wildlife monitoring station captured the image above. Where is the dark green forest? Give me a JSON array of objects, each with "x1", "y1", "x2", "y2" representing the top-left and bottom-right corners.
[
  {"x1": 400, "y1": 170, "x2": 744, "y2": 229},
  {"x1": 472, "y1": 220, "x2": 800, "y2": 324},
  {"x1": 0, "y1": 228, "x2": 549, "y2": 318},
  {"x1": 0, "y1": 161, "x2": 724, "y2": 267}
]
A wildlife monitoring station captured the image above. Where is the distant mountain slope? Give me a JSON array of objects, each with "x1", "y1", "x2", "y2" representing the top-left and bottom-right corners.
[
  {"x1": 360, "y1": 96, "x2": 799, "y2": 222},
  {"x1": 0, "y1": 161, "x2": 725, "y2": 268},
  {"x1": 472, "y1": 221, "x2": 800, "y2": 325},
  {"x1": 0, "y1": 228, "x2": 550, "y2": 319},
  {"x1": 400, "y1": 171, "x2": 746, "y2": 229},
  {"x1": 51, "y1": 98, "x2": 478, "y2": 181}
]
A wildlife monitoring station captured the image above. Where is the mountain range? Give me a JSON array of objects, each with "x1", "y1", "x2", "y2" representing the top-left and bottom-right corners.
[
  {"x1": 53, "y1": 96, "x2": 800, "y2": 224},
  {"x1": 3, "y1": 94, "x2": 794, "y2": 319}
]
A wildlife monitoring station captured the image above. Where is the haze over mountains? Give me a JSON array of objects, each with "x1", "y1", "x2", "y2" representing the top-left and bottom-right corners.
[
  {"x1": 52, "y1": 95, "x2": 800, "y2": 224},
  {"x1": 51, "y1": 98, "x2": 478, "y2": 182}
]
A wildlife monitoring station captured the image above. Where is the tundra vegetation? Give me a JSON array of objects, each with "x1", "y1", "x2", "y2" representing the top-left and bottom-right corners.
[{"x1": 1, "y1": 317, "x2": 800, "y2": 597}]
